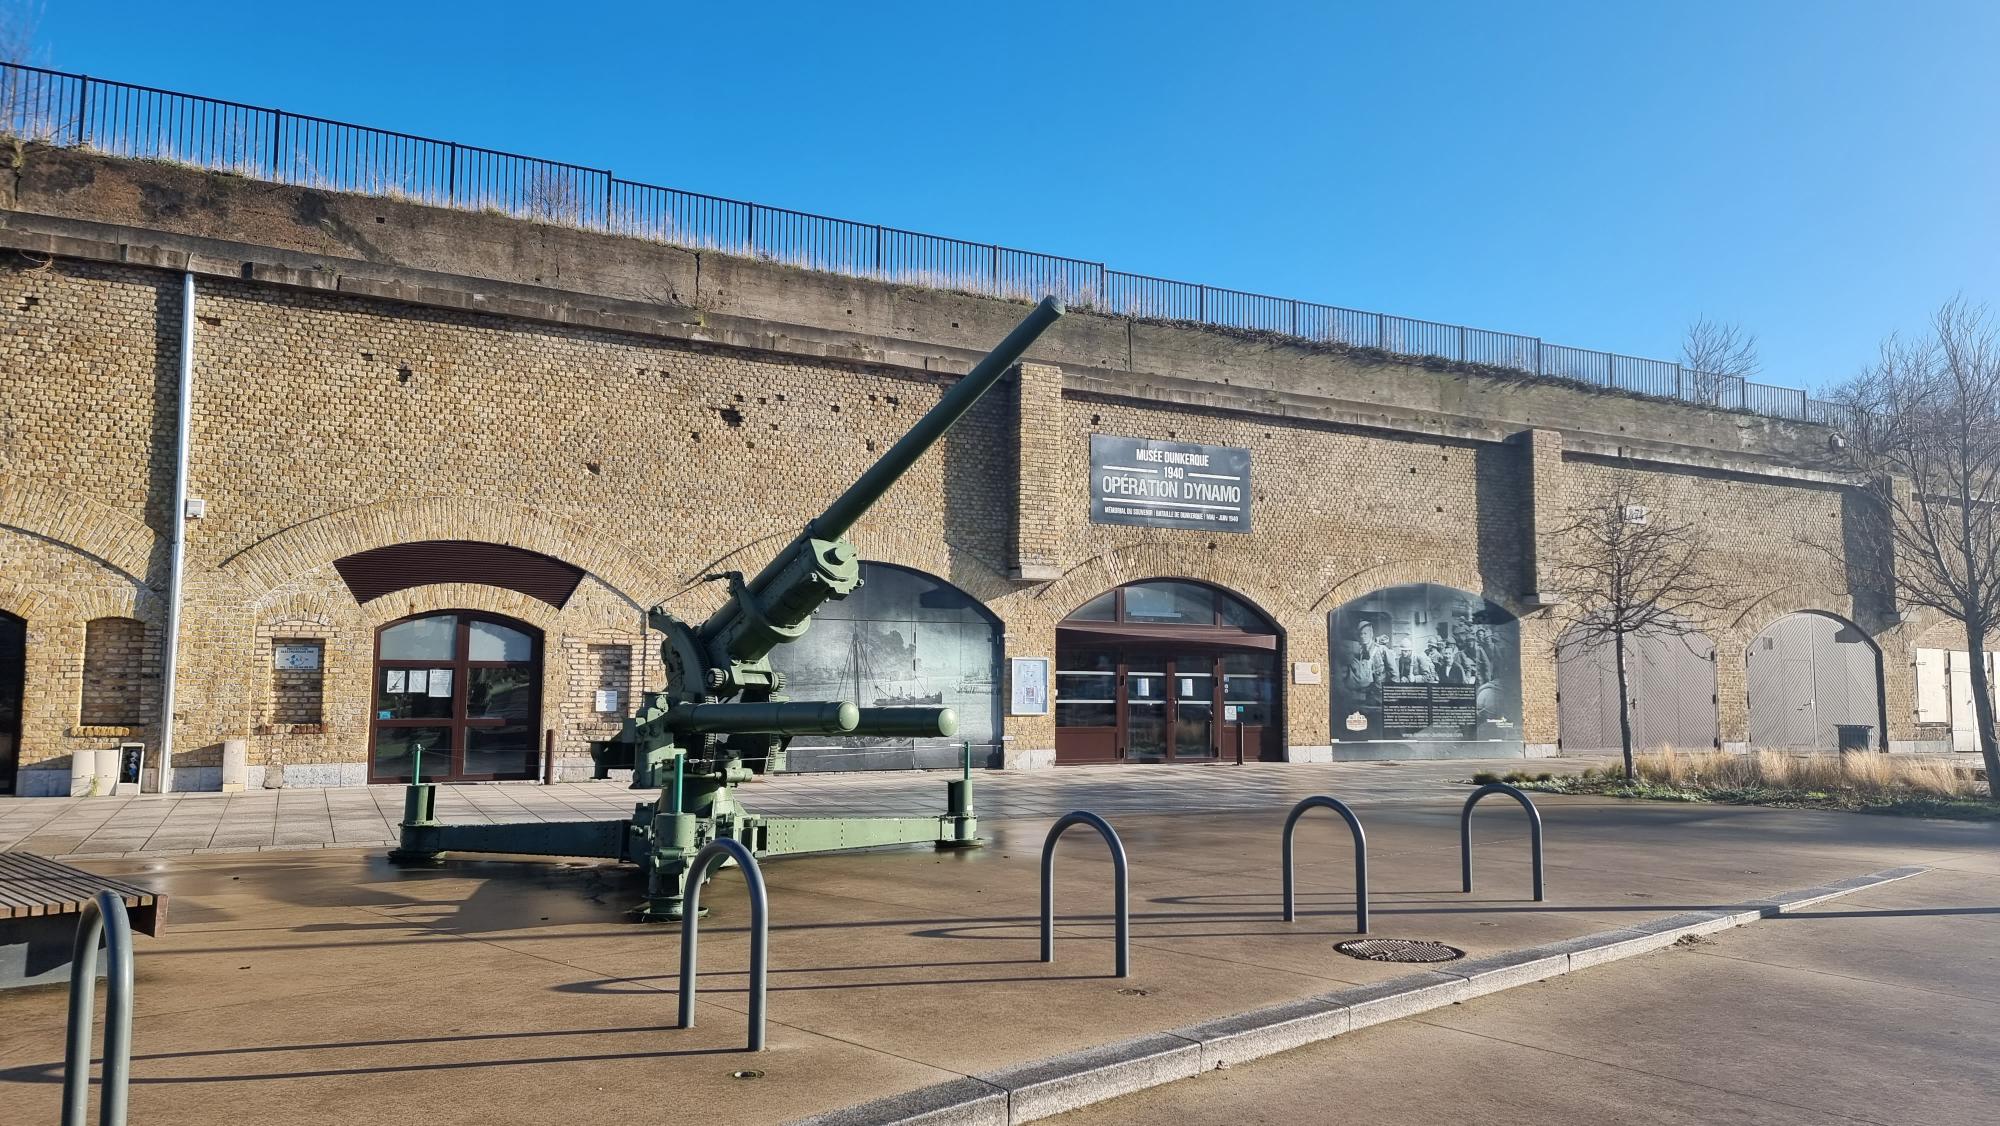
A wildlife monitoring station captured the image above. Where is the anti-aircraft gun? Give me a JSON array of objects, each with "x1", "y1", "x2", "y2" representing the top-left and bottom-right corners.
[{"x1": 392, "y1": 296, "x2": 1064, "y2": 919}]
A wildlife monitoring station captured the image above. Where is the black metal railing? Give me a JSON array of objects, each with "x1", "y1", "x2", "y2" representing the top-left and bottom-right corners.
[{"x1": 0, "y1": 61, "x2": 1838, "y2": 424}]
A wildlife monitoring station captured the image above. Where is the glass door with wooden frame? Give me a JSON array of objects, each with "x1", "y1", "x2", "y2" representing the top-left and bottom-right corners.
[{"x1": 370, "y1": 612, "x2": 542, "y2": 783}]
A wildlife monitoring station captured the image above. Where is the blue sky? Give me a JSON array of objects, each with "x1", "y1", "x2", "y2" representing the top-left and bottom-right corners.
[{"x1": 17, "y1": 1, "x2": 2000, "y2": 392}]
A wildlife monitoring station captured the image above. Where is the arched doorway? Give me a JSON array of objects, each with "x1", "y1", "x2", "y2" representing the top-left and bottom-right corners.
[
  {"x1": 369, "y1": 611, "x2": 542, "y2": 782},
  {"x1": 1055, "y1": 580, "x2": 1283, "y2": 764},
  {"x1": 1747, "y1": 611, "x2": 1883, "y2": 751},
  {"x1": 1327, "y1": 583, "x2": 1522, "y2": 758},
  {"x1": 768, "y1": 562, "x2": 1004, "y2": 772},
  {"x1": 1557, "y1": 625, "x2": 1719, "y2": 753},
  {"x1": 0, "y1": 611, "x2": 23, "y2": 794}
]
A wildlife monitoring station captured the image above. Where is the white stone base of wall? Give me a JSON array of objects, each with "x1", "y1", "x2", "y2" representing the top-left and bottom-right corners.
[
  {"x1": 1524, "y1": 743, "x2": 1559, "y2": 758},
  {"x1": 1286, "y1": 745, "x2": 1333, "y2": 764},
  {"x1": 1329, "y1": 740, "x2": 1531, "y2": 761},
  {"x1": 16, "y1": 769, "x2": 73, "y2": 797},
  {"x1": 170, "y1": 766, "x2": 222, "y2": 792},
  {"x1": 1001, "y1": 746, "x2": 1055, "y2": 771}
]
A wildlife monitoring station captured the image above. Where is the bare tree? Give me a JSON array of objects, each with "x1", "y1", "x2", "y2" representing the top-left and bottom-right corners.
[
  {"x1": 1831, "y1": 299, "x2": 2000, "y2": 797},
  {"x1": 1547, "y1": 478, "x2": 1732, "y2": 781},
  {"x1": 0, "y1": 3, "x2": 42, "y2": 141},
  {"x1": 1679, "y1": 317, "x2": 1759, "y2": 407},
  {"x1": 0, "y1": 2, "x2": 38, "y2": 63}
]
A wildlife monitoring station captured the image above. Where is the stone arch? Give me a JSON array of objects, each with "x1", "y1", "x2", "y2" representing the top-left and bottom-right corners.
[
  {"x1": 216, "y1": 496, "x2": 669, "y2": 608},
  {"x1": 0, "y1": 472, "x2": 159, "y2": 582},
  {"x1": 1307, "y1": 560, "x2": 1507, "y2": 617},
  {"x1": 1913, "y1": 614, "x2": 1998, "y2": 651},
  {"x1": 1031, "y1": 541, "x2": 1297, "y2": 626},
  {"x1": 1060, "y1": 575, "x2": 1284, "y2": 636},
  {"x1": 1727, "y1": 586, "x2": 1864, "y2": 648},
  {"x1": 0, "y1": 572, "x2": 57, "y2": 623}
]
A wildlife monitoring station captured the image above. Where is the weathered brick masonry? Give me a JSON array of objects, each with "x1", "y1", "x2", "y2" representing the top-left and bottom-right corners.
[{"x1": 0, "y1": 145, "x2": 1960, "y2": 791}]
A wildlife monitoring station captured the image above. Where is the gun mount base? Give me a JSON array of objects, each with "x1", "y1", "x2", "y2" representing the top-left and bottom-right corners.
[{"x1": 391, "y1": 779, "x2": 978, "y2": 922}]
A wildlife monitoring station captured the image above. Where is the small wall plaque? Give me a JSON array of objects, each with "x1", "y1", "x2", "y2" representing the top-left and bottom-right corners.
[{"x1": 1009, "y1": 657, "x2": 1050, "y2": 716}]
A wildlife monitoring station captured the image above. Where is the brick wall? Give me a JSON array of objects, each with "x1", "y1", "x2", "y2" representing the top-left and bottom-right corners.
[
  {"x1": 79, "y1": 616, "x2": 154, "y2": 730},
  {"x1": 0, "y1": 160, "x2": 1939, "y2": 785}
]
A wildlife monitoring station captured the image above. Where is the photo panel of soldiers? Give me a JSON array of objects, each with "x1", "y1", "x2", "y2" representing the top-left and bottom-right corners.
[
  {"x1": 1328, "y1": 583, "x2": 1521, "y2": 744},
  {"x1": 769, "y1": 563, "x2": 1001, "y2": 771}
]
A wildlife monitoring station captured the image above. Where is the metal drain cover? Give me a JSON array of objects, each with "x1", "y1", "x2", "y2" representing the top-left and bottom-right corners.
[{"x1": 1335, "y1": 938, "x2": 1465, "y2": 963}]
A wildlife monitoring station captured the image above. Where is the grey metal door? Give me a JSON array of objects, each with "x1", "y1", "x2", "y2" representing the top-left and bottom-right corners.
[
  {"x1": 1557, "y1": 627, "x2": 1718, "y2": 753},
  {"x1": 1632, "y1": 631, "x2": 1719, "y2": 751},
  {"x1": 1747, "y1": 612, "x2": 1882, "y2": 751}
]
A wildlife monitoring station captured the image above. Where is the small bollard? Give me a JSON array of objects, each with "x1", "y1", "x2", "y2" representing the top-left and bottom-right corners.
[
  {"x1": 1461, "y1": 782, "x2": 1545, "y2": 901},
  {"x1": 1040, "y1": 810, "x2": 1130, "y2": 978},
  {"x1": 678, "y1": 838, "x2": 770, "y2": 1051},
  {"x1": 1281, "y1": 795, "x2": 1369, "y2": 933},
  {"x1": 62, "y1": 891, "x2": 134, "y2": 1126}
]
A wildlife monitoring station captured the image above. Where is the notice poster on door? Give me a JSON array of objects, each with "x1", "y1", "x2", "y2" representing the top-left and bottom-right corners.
[
  {"x1": 1328, "y1": 583, "x2": 1521, "y2": 744},
  {"x1": 386, "y1": 669, "x2": 407, "y2": 694},
  {"x1": 406, "y1": 669, "x2": 427, "y2": 694},
  {"x1": 427, "y1": 669, "x2": 453, "y2": 698}
]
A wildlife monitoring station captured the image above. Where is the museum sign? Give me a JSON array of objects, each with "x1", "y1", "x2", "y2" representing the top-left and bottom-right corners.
[{"x1": 1089, "y1": 434, "x2": 1252, "y2": 533}]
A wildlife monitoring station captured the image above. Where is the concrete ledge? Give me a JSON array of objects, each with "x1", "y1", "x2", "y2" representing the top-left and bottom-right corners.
[
  {"x1": 1558, "y1": 926, "x2": 1683, "y2": 972},
  {"x1": 791, "y1": 1078, "x2": 1008, "y2": 1126},
  {"x1": 792, "y1": 865, "x2": 1932, "y2": 1125},
  {"x1": 1754, "y1": 865, "x2": 1928, "y2": 914},
  {"x1": 1168, "y1": 995, "x2": 1351, "y2": 1071},
  {"x1": 1335, "y1": 970, "x2": 1470, "y2": 1030},
  {"x1": 1440, "y1": 946, "x2": 1572, "y2": 999},
  {"x1": 975, "y1": 1033, "x2": 1200, "y2": 1123},
  {"x1": 1631, "y1": 908, "x2": 1764, "y2": 938}
]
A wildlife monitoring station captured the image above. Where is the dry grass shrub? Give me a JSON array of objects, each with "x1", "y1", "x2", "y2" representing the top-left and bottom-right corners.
[{"x1": 1615, "y1": 747, "x2": 1978, "y2": 798}]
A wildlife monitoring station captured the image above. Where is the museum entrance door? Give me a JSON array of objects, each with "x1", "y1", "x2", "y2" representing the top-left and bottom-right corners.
[
  {"x1": 369, "y1": 611, "x2": 542, "y2": 783},
  {"x1": 1056, "y1": 581, "x2": 1282, "y2": 764},
  {"x1": 0, "y1": 611, "x2": 23, "y2": 794}
]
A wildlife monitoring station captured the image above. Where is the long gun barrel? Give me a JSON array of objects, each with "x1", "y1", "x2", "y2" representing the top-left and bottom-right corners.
[
  {"x1": 806, "y1": 295, "x2": 1066, "y2": 543},
  {"x1": 699, "y1": 297, "x2": 1064, "y2": 667},
  {"x1": 668, "y1": 701, "x2": 957, "y2": 738}
]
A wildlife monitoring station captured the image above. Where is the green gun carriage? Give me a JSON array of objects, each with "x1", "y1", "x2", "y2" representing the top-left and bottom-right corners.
[{"x1": 392, "y1": 297, "x2": 1064, "y2": 919}]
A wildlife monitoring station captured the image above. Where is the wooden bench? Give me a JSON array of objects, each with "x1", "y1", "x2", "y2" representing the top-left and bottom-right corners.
[{"x1": 0, "y1": 853, "x2": 167, "y2": 988}]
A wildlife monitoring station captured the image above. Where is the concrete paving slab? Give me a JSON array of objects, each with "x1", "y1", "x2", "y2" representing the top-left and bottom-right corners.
[
  {"x1": 1052, "y1": 865, "x2": 1999, "y2": 1126},
  {"x1": 3, "y1": 772, "x2": 1987, "y2": 1126}
]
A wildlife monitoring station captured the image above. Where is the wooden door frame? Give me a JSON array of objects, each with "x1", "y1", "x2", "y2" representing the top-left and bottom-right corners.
[
  {"x1": 0, "y1": 610, "x2": 23, "y2": 794},
  {"x1": 367, "y1": 610, "x2": 543, "y2": 783}
]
